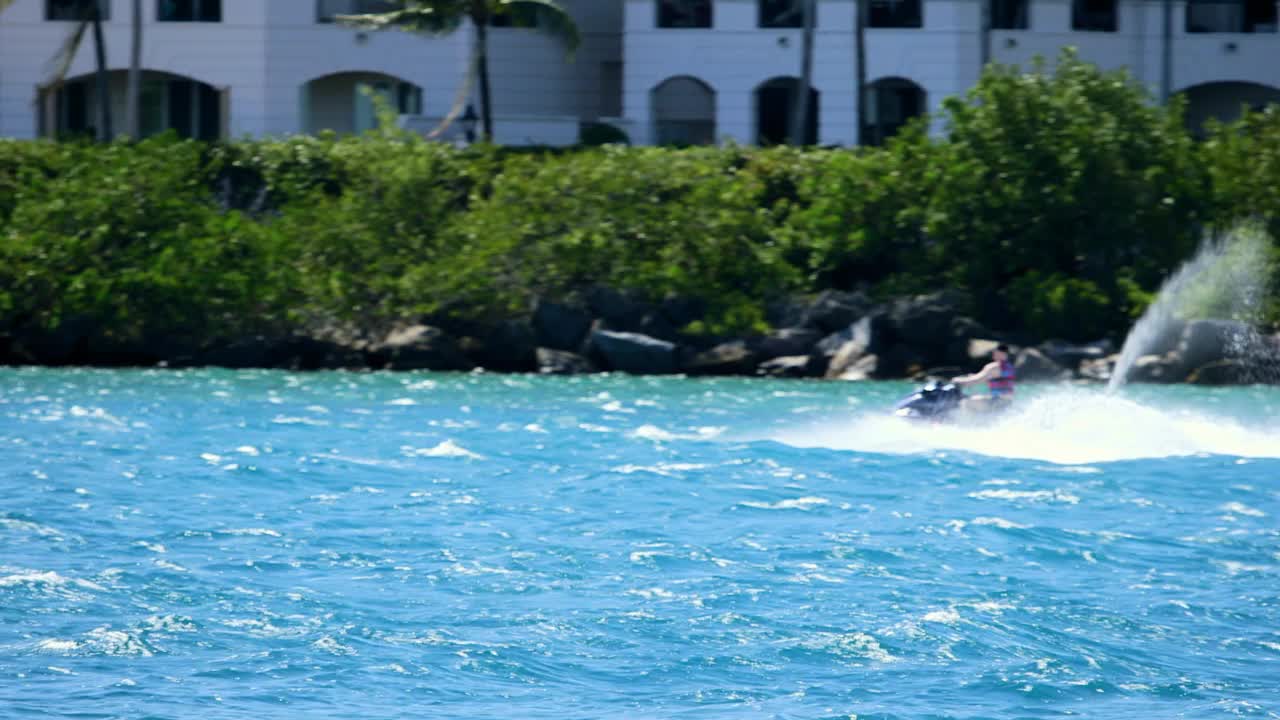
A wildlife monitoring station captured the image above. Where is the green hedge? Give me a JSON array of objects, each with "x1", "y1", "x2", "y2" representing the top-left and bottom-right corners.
[{"x1": 1, "y1": 50, "x2": 1278, "y2": 347}]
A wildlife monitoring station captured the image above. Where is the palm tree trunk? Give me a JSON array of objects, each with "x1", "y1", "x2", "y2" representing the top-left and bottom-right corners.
[
  {"x1": 475, "y1": 20, "x2": 493, "y2": 141},
  {"x1": 854, "y1": 0, "x2": 867, "y2": 145},
  {"x1": 91, "y1": 3, "x2": 112, "y2": 141},
  {"x1": 789, "y1": 0, "x2": 815, "y2": 145},
  {"x1": 126, "y1": 0, "x2": 141, "y2": 140}
]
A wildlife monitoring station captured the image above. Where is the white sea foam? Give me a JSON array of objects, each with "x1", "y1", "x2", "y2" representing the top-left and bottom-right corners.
[
  {"x1": 740, "y1": 496, "x2": 831, "y2": 511},
  {"x1": 772, "y1": 388, "x2": 1280, "y2": 464},
  {"x1": 405, "y1": 440, "x2": 482, "y2": 459}
]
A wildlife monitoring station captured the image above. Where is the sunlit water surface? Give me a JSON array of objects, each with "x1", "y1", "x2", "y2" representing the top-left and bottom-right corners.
[{"x1": 2, "y1": 369, "x2": 1279, "y2": 719}]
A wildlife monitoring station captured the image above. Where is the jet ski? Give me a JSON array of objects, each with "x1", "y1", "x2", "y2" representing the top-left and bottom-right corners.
[{"x1": 893, "y1": 381, "x2": 965, "y2": 421}]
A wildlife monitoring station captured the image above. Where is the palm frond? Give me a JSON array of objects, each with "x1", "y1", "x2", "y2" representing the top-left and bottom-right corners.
[
  {"x1": 503, "y1": 0, "x2": 580, "y2": 55},
  {"x1": 335, "y1": 3, "x2": 465, "y2": 35},
  {"x1": 47, "y1": 17, "x2": 91, "y2": 89}
]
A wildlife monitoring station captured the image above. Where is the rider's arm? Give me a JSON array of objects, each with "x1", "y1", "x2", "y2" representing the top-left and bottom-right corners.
[{"x1": 952, "y1": 362, "x2": 997, "y2": 387}]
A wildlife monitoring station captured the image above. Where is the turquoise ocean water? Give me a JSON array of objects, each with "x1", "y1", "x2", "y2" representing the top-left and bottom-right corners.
[{"x1": 2, "y1": 368, "x2": 1279, "y2": 719}]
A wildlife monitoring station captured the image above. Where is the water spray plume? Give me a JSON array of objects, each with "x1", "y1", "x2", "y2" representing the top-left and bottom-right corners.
[{"x1": 1108, "y1": 225, "x2": 1275, "y2": 392}]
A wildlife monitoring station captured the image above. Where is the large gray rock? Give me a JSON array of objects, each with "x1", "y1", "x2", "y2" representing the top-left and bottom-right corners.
[
  {"x1": 1177, "y1": 319, "x2": 1252, "y2": 374},
  {"x1": 682, "y1": 340, "x2": 758, "y2": 376},
  {"x1": 757, "y1": 354, "x2": 824, "y2": 378},
  {"x1": 756, "y1": 328, "x2": 821, "y2": 361},
  {"x1": 815, "y1": 312, "x2": 892, "y2": 359},
  {"x1": 825, "y1": 338, "x2": 871, "y2": 379},
  {"x1": 658, "y1": 294, "x2": 706, "y2": 330},
  {"x1": 536, "y1": 347, "x2": 596, "y2": 375},
  {"x1": 1187, "y1": 359, "x2": 1253, "y2": 386},
  {"x1": 533, "y1": 299, "x2": 592, "y2": 352},
  {"x1": 1128, "y1": 353, "x2": 1183, "y2": 383},
  {"x1": 891, "y1": 295, "x2": 958, "y2": 349},
  {"x1": 469, "y1": 320, "x2": 537, "y2": 372},
  {"x1": 830, "y1": 353, "x2": 879, "y2": 381},
  {"x1": 1014, "y1": 347, "x2": 1067, "y2": 381},
  {"x1": 1038, "y1": 339, "x2": 1114, "y2": 372},
  {"x1": 1079, "y1": 353, "x2": 1119, "y2": 382},
  {"x1": 372, "y1": 325, "x2": 473, "y2": 371},
  {"x1": 587, "y1": 329, "x2": 678, "y2": 374},
  {"x1": 803, "y1": 290, "x2": 873, "y2": 332}
]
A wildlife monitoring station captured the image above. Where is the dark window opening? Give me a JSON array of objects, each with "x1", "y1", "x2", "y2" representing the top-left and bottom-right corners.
[
  {"x1": 197, "y1": 83, "x2": 220, "y2": 140},
  {"x1": 868, "y1": 0, "x2": 922, "y2": 28},
  {"x1": 760, "y1": 0, "x2": 803, "y2": 28},
  {"x1": 169, "y1": 80, "x2": 194, "y2": 138},
  {"x1": 46, "y1": 0, "x2": 109, "y2": 21},
  {"x1": 658, "y1": 0, "x2": 712, "y2": 28},
  {"x1": 1072, "y1": 0, "x2": 1117, "y2": 31},
  {"x1": 1186, "y1": 0, "x2": 1278, "y2": 32},
  {"x1": 397, "y1": 83, "x2": 422, "y2": 115},
  {"x1": 159, "y1": 0, "x2": 221, "y2": 22},
  {"x1": 990, "y1": 0, "x2": 1029, "y2": 29},
  {"x1": 757, "y1": 81, "x2": 819, "y2": 145},
  {"x1": 63, "y1": 83, "x2": 88, "y2": 134},
  {"x1": 863, "y1": 80, "x2": 925, "y2": 146},
  {"x1": 317, "y1": 0, "x2": 398, "y2": 23}
]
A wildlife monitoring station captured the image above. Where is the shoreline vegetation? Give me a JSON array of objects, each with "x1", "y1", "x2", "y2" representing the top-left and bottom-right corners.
[{"x1": 2, "y1": 53, "x2": 1278, "y2": 385}]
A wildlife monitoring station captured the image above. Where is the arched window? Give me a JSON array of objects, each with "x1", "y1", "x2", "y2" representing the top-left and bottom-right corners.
[
  {"x1": 756, "y1": 77, "x2": 819, "y2": 145},
  {"x1": 863, "y1": 77, "x2": 925, "y2": 146},
  {"x1": 653, "y1": 76, "x2": 717, "y2": 145}
]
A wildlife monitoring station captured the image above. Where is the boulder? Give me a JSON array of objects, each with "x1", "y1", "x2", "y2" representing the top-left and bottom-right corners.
[
  {"x1": 1079, "y1": 353, "x2": 1119, "y2": 383},
  {"x1": 285, "y1": 336, "x2": 367, "y2": 370},
  {"x1": 682, "y1": 340, "x2": 758, "y2": 376},
  {"x1": 1014, "y1": 347, "x2": 1067, "y2": 381},
  {"x1": 371, "y1": 325, "x2": 473, "y2": 371},
  {"x1": 803, "y1": 290, "x2": 873, "y2": 333},
  {"x1": 757, "y1": 354, "x2": 824, "y2": 378},
  {"x1": 1176, "y1": 319, "x2": 1252, "y2": 374},
  {"x1": 1038, "y1": 339, "x2": 1114, "y2": 372},
  {"x1": 1127, "y1": 353, "x2": 1182, "y2": 383},
  {"x1": 470, "y1": 320, "x2": 538, "y2": 372},
  {"x1": 587, "y1": 329, "x2": 679, "y2": 374},
  {"x1": 825, "y1": 338, "x2": 870, "y2": 379},
  {"x1": 815, "y1": 312, "x2": 892, "y2": 359},
  {"x1": 532, "y1": 299, "x2": 592, "y2": 352},
  {"x1": 766, "y1": 297, "x2": 809, "y2": 330},
  {"x1": 890, "y1": 295, "x2": 958, "y2": 349},
  {"x1": 964, "y1": 339, "x2": 1002, "y2": 369},
  {"x1": 536, "y1": 347, "x2": 596, "y2": 375},
  {"x1": 830, "y1": 353, "x2": 879, "y2": 381},
  {"x1": 1187, "y1": 359, "x2": 1253, "y2": 386},
  {"x1": 756, "y1": 328, "x2": 821, "y2": 361}
]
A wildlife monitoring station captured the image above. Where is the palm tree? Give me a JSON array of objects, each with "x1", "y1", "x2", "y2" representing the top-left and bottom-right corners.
[
  {"x1": 788, "y1": 0, "x2": 815, "y2": 145},
  {"x1": 339, "y1": 0, "x2": 581, "y2": 142},
  {"x1": 0, "y1": 0, "x2": 114, "y2": 140},
  {"x1": 126, "y1": 0, "x2": 142, "y2": 140},
  {"x1": 855, "y1": 0, "x2": 867, "y2": 145}
]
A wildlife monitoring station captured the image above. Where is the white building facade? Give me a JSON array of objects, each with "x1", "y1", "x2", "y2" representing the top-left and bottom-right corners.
[{"x1": 0, "y1": 0, "x2": 1276, "y2": 145}]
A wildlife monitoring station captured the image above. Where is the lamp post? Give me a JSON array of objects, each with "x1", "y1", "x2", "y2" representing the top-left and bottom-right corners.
[{"x1": 461, "y1": 104, "x2": 479, "y2": 144}]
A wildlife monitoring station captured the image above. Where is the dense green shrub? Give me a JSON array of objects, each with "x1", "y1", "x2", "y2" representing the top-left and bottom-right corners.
[{"x1": 1, "y1": 50, "x2": 1278, "y2": 349}]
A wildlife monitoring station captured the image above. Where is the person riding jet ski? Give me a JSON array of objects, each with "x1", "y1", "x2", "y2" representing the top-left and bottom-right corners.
[{"x1": 951, "y1": 344, "x2": 1016, "y2": 413}]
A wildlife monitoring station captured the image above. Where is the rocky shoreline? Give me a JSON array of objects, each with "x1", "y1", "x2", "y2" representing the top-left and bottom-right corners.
[{"x1": 3, "y1": 289, "x2": 1277, "y2": 385}]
